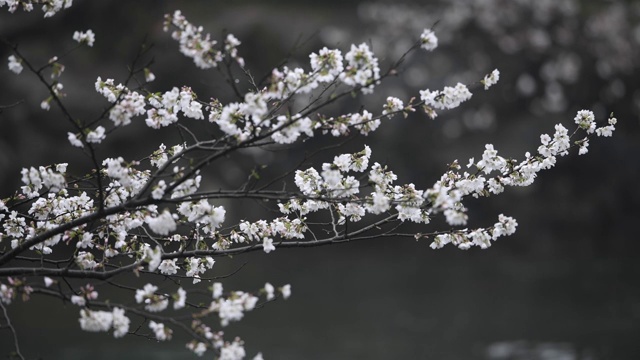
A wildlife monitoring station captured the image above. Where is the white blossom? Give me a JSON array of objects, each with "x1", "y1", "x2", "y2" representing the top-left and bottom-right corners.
[
  {"x1": 213, "y1": 282, "x2": 223, "y2": 299},
  {"x1": 0, "y1": 284, "x2": 14, "y2": 304},
  {"x1": 8, "y1": 55, "x2": 23, "y2": 74},
  {"x1": 75, "y1": 251, "x2": 98, "y2": 270},
  {"x1": 574, "y1": 109, "x2": 596, "y2": 134},
  {"x1": 382, "y1": 96, "x2": 404, "y2": 117},
  {"x1": 264, "y1": 282, "x2": 274, "y2": 300},
  {"x1": 420, "y1": 83, "x2": 473, "y2": 113},
  {"x1": 340, "y1": 43, "x2": 380, "y2": 94},
  {"x1": 280, "y1": 284, "x2": 291, "y2": 300},
  {"x1": 72, "y1": 29, "x2": 95, "y2": 47},
  {"x1": 187, "y1": 341, "x2": 207, "y2": 356},
  {"x1": 220, "y1": 339, "x2": 246, "y2": 360},
  {"x1": 145, "y1": 210, "x2": 177, "y2": 235},
  {"x1": 85, "y1": 126, "x2": 106, "y2": 144},
  {"x1": 149, "y1": 321, "x2": 172, "y2": 341},
  {"x1": 309, "y1": 47, "x2": 343, "y2": 82},
  {"x1": 482, "y1": 69, "x2": 500, "y2": 90},
  {"x1": 420, "y1": 29, "x2": 438, "y2": 51},
  {"x1": 158, "y1": 259, "x2": 179, "y2": 275},
  {"x1": 173, "y1": 287, "x2": 186, "y2": 310},
  {"x1": 111, "y1": 307, "x2": 130, "y2": 338},
  {"x1": 263, "y1": 237, "x2": 275, "y2": 253},
  {"x1": 79, "y1": 309, "x2": 112, "y2": 333}
]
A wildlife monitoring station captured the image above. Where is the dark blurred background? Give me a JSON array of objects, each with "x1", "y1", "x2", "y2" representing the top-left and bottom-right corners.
[{"x1": 1, "y1": 0, "x2": 640, "y2": 359}]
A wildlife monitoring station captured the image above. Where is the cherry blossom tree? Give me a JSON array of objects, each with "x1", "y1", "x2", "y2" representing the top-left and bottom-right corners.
[{"x1": 0, "y1": 1, "x2": 618, "y2": 359}]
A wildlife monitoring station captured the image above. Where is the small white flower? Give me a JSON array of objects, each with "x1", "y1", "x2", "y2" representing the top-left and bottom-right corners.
[
  {"x1": 79, "y1": 309, "x2": 113, "y2": 333},
  {"x1": 280, "y1": 284, "x2": 291, "y2": 300},
  {"x1": 8, "y1": 55, "x2": 23, "y2": 74},
  {"x1": 420, "y1": 29, "x2": 438, "y2": 51},
  {"x1": 71, "y1": 295, "x2": 86, "y2": 306},
  {"x1": 73, "y1": 29, "x2": 95, "y2": 47},
  {"x1": 173, "y1": 287, "x2": 186, "y2": 310},
  {"x1": 40, "y1": 99, "x2": 51, "y2": 111},
  {"x1": 149, "y1": 321, "x2": 171, "y2": 341},
  {"x1": 145, "y1": 210, "x2": 177, "y2": 235},
  {"x1": 212, "y1": 282, "x2": 223, "y2": 299},
  {"x1": 574, "y1": 110, "x2": 596, "y2": 134},
  {"x1": 482, "y1": 69, "x2": 500, "y2": 90},
  {"x1": 111, "y1": 307, "x2": 130, "y2": 338},
  {"x1": 264, "y1": 282, "x2": 274, "y2": 300},
  {"x1": 158, "y1": 259, "x2": 179, "y2": 275},
  {"x1": 263, "y1": 237, "x2": 275, "y2": 253},
  {"x1": 144, "y1": 68, "x2": 155, "y2": 82},
  {"x1": 86, "y1": 126, "x2": 106, "y2": 144}
]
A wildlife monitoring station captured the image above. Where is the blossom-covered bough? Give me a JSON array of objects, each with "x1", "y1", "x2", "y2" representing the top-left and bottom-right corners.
[{"x1": 0, "y1": 3, "x2": 617, "y2": 359}]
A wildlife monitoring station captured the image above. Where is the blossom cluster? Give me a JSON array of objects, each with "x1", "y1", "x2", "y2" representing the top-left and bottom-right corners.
[
  {"x1": 0, "y1": 0, "x2": 72, "y2": 17},
  {"x1": 72, "y1": 29, "x2": 95, "y2": 47},
  {"x1": 78, "y1": 307, "x2": 130, "y2": 338},
  {"x1": 420, "y1": 83, "x2": 473, "y2": 118},
  {"x1": 163, "y1": 10, "x2": 244, "y2": 69}
]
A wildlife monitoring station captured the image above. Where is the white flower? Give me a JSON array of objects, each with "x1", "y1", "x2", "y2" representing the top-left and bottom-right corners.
[
  {"x1": 420, "y1": 83, "x2": 472, "y2": 115},
  {"x1": 173, "y1": 287, "x2": 186, "y2": 310},
  {"x1": 144, "y1": 68, "x2": 155, "y2": 82},
  {"x1": 136, "y1": 283, "x2": 169, "y2": 313},
  {"x1": 309, "y1": 47, "x2": 343, "y2": 83},
  {"x1": 86, "y1": 126, "x2": 106, "y2": 143},
  {"x1": 8, "y1": 55, "x2": 23, "y2": 74},
  {"x1": 420, "y1": 29, "x2": 438, "y2": 51},
  {"x1": 67, "y1": 132, "x2": 84, "y2": 148},
  {"x1": 165, "y1": 10, "x2": 223, "y2": 69},
  {"x1": 75, "y1": 251, "x2": 98, "y2": 270},
  {"x1": 339, "y1": 43, "x2": 380, "y2": 94},
  {"x1": 142, "y1": 245, "x2": 162, "y2": 272},
  {"x1": 110, "y1": 91, "x2": 146, "y2": 126},
  {"x1": 476, "y1": 144, "x2": 507, "y2": 174},
  {"x1": 145, "y1": 210, "x2": 177, "y2": 235},
  {"x1": 596, "y1": 125, "x2": 615, "y2": 137},
  {"x1": 220, "y1": 339, "x2": 246, "y2": 360},
  {"x1": 42, "y1": 0, "x2": 73, "y2": 17},
  {"x1": 71, "y1": 295, "x2": 86, "y2": 306},
  {"x1": 158, "y1": 259, "x2": 179, "y2": 275},
  {"x1": 79, "y1": 309, "x2": 112, "y2": 333},
  {"x1": 149, "y1": 321, "x2": 172, "y2": 341},
  {"x1": 263, "y1": 237, "x2": 275, "y2": 253},
  {"x1": 382, "y1": 96, "x2": 404, "y2": 117},
  {"x1": 482, "y1": 69, "x2": 500, "y2": 90},
  {"x1": 0, "y1": 284, "x2": 14, "y2": 304},
  {"x1": 151, "y1": 180, "x2": 166, "y2": 200},
  {"x1": 280, "y1": 284, "x2": 291, "y2": 300},
  {"x1": 217, "y1": 298, "x2": 245, "y2": 326},
  {"x1": 578, "y1": 138, "x2": 589, "y2": 155},
  {"x1": 264, "y1": 282, "x2": 275, "y2": 300},
  {"x1": 212, "y1": 282, "x2": 223, "y2": 299},
  {"x1": 493, "y1": 214, "x2": 518, "y2": 239},
  {"x1": 111, "y1": 307, "x2": 130, "y2": 338},
  {"x1": 574, "y1": 110, "x2": 596, "y2": 134},
  {"x1": 72, "y1": 29, "x2": 95, "y2": 47},
  {"x1": 187, "y1": 342, "x2": 207, "y2": 356},
  {"x1": 135, "y1": 283, "x2": 157, "y2": 304}
]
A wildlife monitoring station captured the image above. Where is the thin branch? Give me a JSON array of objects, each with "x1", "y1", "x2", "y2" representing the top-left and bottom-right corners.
[{"x1": 0, "y1": 301, "x2": 25, "y2": 360}]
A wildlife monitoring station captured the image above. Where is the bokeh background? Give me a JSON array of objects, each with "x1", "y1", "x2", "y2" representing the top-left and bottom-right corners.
[{"x1": 1, "y1": 0, "x2": 640, "y2": 359}]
